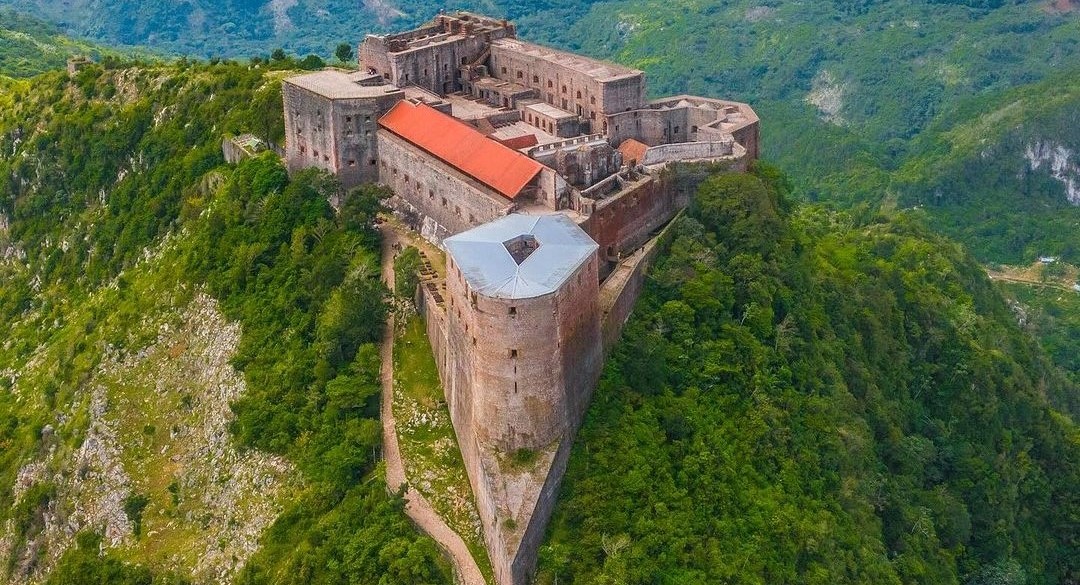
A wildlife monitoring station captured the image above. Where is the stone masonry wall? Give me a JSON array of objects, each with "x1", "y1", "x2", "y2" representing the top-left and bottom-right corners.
[
  {"x1": 283, "y1": 84, "x2": 403, "y2": 188},
  {"x1": 488, "y1": 43, "x2": 644, "y2": 134},
  {"x1": 377, "y1": 131, "x2": 513, "y2": 239},
  {"x1": 284, "y1": 84, "x2": 335, "y2": 178},
  {"x1": 579, "y1": 174, "x2": 679, "y2": 262}
]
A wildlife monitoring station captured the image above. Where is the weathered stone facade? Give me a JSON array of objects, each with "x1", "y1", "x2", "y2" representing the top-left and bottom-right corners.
[
  {"x1": 424, "y1": 215, "x2": 601, "y2": 585},
  {"x1": 486, "y1": 39, "x2": 645, "y2": 134},
  {"x1": 360, "y1": 13, "x2": 515, "y2": 95},
  {"x1": 283, "y1": 71, "x2": 403, "y2": 188},
  {"x1": 377, "y1": 131, "x2": 515, "y2": 240}
]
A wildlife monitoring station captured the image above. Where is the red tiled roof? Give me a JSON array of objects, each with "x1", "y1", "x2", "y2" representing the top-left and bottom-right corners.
[
  {"x1": 496, "y1": 134, "x2": 539, "y2": 150},
  {"x1": 618, "y1": 139, "x2": 649, "y2": 166},
  {"x1": 379, "y1": 101, "x2": 544, "y2": 199}
]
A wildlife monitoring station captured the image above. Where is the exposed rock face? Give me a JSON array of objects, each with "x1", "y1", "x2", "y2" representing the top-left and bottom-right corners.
[
  {"x1": 806, "y1": 70, "x2": 847, "y2": 126},
  {"x1": 0, "y1": 293, "x2": 296, "y2": 584},
  {"x1": 1025, "y1": 141, "x2": 1080, "y2": 205}
]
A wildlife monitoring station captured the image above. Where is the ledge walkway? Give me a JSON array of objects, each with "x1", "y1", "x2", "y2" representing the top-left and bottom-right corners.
[{"x1": 378, "y1": 222, "x2": 487, "y2": 585}]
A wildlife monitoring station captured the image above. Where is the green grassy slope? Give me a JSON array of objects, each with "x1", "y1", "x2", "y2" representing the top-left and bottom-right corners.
[{"x1": 0, "y1": 61, "x2": 449, "y2": 584}]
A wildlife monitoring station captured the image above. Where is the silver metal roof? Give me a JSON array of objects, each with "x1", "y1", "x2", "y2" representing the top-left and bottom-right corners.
[{"x1": 444, "y1": 214, "x2": 598, "y2": 300}]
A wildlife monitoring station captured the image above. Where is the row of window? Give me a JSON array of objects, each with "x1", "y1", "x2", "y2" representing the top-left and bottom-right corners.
[
  {"x1": 382, "y1": 161, "x2": 477, "y2": 222},
  {"x1": 500, "y1": 65, "x2": 598, "y2": 104},
  {"x1": 297, "y1": 145, "x2": 330, "y2": 163}
]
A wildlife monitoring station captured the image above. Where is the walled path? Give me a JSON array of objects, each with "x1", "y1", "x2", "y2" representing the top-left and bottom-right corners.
[{"x1": 378, "y1": 222, "x2": 487, "y2": 585}]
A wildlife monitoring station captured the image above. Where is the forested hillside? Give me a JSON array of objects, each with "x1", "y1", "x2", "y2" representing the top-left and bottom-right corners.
[
  {"x1": 539, "y1": 169, "x2": 1080, "y2": 584},
  {"x1": 1, "y1": 3, "x2": 1077, "y2": 584},
  {"x1": 0, "y1": 60, "x2": 448, "y2": 584},
  {"x1": 0, "y1": 10, "x2": 128, "y2": 78}
]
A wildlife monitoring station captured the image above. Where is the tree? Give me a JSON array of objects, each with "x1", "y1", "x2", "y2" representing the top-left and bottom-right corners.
[
  {"x1": 271, "y1": 48, "x2": 286, "y2": 62},
  {"x1": 299, "y1": 54, "x2": 325, "y2": 70},
  {"x1": 335, "y1": 43, "x2": 354, "y2": 64}
]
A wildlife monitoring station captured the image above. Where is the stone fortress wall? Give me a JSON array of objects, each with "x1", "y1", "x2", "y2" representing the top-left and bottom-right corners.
[
  {"x1": 377, "y1": 131, "x2": 515, "y2": 239},
  {"x1": 359, "y1": 13, "x2": 516, "y2": 95},
  {"x1": 282, "y1": 12, "x2": 761, "y2": 585},
  {"x1": 283, "y1": 72, "x2": 403, "y2": 186}
]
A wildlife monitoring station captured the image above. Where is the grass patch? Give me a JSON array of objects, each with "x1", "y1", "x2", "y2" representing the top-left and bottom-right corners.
[{"x1": 393, "y1": 313, "x2": 494, "y2": 584}]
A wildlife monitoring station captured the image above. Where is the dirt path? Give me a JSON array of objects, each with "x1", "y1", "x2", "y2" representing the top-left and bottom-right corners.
[
  {"x1": 986, "y1": 271, "x2": 1078, "y2": 293},
  {"x1": 378, "y1": 223, "x2": 487, "y2": 585}
]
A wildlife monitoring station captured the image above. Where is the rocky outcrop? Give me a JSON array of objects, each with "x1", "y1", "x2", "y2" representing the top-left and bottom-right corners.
[
  {"x1": 1025, "y1": 141, "x2": 1080, "y2": 205},
  {"x1": 0, "y1": 293, "x2": 296, "y2": 584}
]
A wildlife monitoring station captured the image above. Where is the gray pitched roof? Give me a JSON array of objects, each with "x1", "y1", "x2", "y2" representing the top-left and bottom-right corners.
[{"x1": 444, "y1": 214, "x2": 598, "y2": 300}]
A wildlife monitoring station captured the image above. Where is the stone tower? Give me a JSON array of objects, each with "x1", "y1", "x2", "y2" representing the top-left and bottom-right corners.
[
  {"x1": 282, "y1": 70, "x2": 404, "y2": 188},
  {"x1": 438, "y1": 214, "x2": 602, "y2": 585}
]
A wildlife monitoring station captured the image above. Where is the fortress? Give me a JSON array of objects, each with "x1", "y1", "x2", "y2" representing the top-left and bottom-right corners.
[{"x1": 281, "y1": 12, "x2": 759, "y2": 584}]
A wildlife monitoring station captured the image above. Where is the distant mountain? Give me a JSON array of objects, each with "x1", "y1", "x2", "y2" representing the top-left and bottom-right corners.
[{"x1": 893, "y1": 71, "x2": 1080, "y2": 264}]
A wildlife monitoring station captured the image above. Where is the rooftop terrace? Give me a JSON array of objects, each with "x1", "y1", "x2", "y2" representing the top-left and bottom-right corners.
[
  {"x1": 285, "y1": 70, "x2": 402, "y2": 100},
  {"x1": 491, "y1": 39, "x2": 643, "y2": 83}
]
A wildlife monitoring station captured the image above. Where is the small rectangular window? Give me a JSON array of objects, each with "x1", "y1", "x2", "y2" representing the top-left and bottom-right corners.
[
  {"x1": 348, "y1": 160, "x2": 356, "y2": 167},
  {"x1": 509, "y1": 349, "x2": 518, "y2": 358},
  {"x1": 508, "y1": 306, "x2": 517, "y2": 316}
]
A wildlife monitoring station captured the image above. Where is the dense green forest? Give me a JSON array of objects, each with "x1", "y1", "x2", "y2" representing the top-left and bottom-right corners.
[
  {"x1": 539, "y1": 168, "x2": 1079, "y2": 583},
  {"x1": 0, "y1": 60, "x2": 448, "y2": 583}
]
